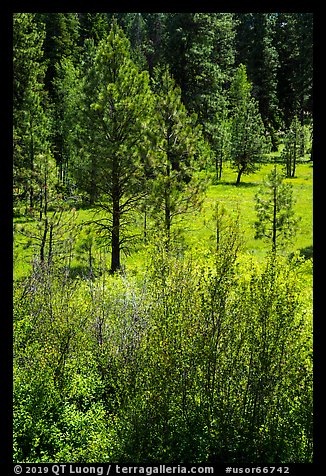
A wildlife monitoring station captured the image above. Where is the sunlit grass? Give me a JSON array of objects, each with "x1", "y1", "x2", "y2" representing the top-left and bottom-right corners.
[
  {"x1": 185, "y1": 161, "x2": 313, "y2": 261},
  {"x1": 13, "y1": 161, "x2": 313, "y2": 279}
]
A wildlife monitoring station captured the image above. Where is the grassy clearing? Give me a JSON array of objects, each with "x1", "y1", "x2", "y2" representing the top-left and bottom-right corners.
[
  {"x1": 187, "y1": 161, "x2": 313, "y2": 259},
  {"x1": 127, "y1": 161, "x2": 313, "y2": 271},
  {"x1": 13, "y1": 161, "x2": 313, "y2": 280}
]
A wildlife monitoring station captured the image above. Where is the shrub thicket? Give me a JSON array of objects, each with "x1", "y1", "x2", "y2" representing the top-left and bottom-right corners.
[{"x1": 13, "y1": 237, "x2": 312, "y2": 464}]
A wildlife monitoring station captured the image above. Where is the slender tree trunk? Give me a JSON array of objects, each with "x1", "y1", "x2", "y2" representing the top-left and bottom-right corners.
[
  {"x1": 40, "y1": 217, "x2": 48, "y2": 263},
  {"x1": 216, "y1": 154, "x2": 222, "y2": 181},
  {"x1": 164, "y1": 162, "x2": 171, "y2": 247},
  {"x1": 29, "y1": 130, "x2": 34, "y2": 209},
  {"x1": 40, "y1": 182, "x2": 49, "y2": 263},
  {"x1": 236, "y1": 166, "x2": 244, "y2": 185},
  {"x1": 218, "y1": 156, "x2": 223, "y2": 181},
  {"x1": 272, "y1": 184, "x2": 277, "y2": 251},
  {"x1": 292, "y1": 127, "x2": 297, "y2": 178},
  {"x1": 292, "y1": 154, "x2": 296, "y2": 178},
  {"x1": 90, "y1": 156, "x2": 97, "y2": 205},
  {"x1": 110, "y1": 166, "x2": 121, "y2": 274},
  {"x1": 39, "y1": 192, "x2": 43, "y2": 221},
  {"x1": 110, "y1": 200, "x2": 121, "y2": 273},
  {"x1": 215, "y1": 203, "x2": 220, "y2": 253},
  {"x1": 143, "y1": 204, "x2": 147, "y2": 243},
  {"x1": 286, "y1": 152, "x2": 292, "y2": 178},
  {"x1": 48, "y1": 222, "x2": 54, "y2": 266},
  {"x1": 111, "y1": 203, "x2": 121, "y2": 273},
  {"x1": 88, "y1": 243, "x2": 94, "y2": 278},
  {"x1": 292, "y1": 133, "x2": 297, "y2": 177}
]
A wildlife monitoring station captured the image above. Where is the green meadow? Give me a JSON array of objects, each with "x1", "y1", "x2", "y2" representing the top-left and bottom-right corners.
[
  {"x1": 193, "y1": 162, "x2": 313, "y2": 257},
  {"x1": 13, "y1": 160, "x2": 313, "y2": 281}
]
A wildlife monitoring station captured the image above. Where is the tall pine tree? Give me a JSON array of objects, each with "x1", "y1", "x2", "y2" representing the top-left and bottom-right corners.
[
  {"x1": 71, "y1": 21, "x2": 154, "y2": 273},
  {"x1": 255, "y1": 167, "x2": 299, "y2": 251},
  {"x1": 229, "y1": 64, "x2": 270, "y2": 185},
  {"x1": 149, "y1": 66, "x2": 207, "y2": 245}
]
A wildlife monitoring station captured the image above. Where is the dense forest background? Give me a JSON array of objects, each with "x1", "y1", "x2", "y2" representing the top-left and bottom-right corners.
[
  {"x1": 13, "y1": 12, "x2": 313, "y2": 465},
  {"x1": 13, "y1": 13, "x2": 313, "y2": 255}
]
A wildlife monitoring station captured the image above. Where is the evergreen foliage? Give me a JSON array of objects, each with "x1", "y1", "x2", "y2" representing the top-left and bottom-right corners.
[
  {"x1": 274, "y1": 13, "x2": 313, "y2": 125},
  {"x1": 229, "y1": 65, "x2": 271, "y2": 184},
  {"x1": 13, "y1": 13, "x2": 53, "y2": 212},
  {"x1": 149, "y1": 66, "x2": 207, "y2": 245},
  {"x1": 254, "y1": 167, "x2": 299, "y2": 251},
  {"x1": 235, "y1": 14, "x2": 280, "y2": 133},
  {"x1": 69, "y1": 21, "x2": 154, "y2": 272}
]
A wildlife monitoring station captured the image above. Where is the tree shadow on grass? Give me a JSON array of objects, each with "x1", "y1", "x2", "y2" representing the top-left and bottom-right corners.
[
  {"x1": 298, "y1": 245, "x2": 313, "y2": 260},
  {"x1": 289, "y1": 245, "x2": 313, "y2": 261},
  {"x1": 216, "y1": 181, "x2": 260, "y2": 188},
  {"x1": 64, "y1": 264, "x2": 110, "y2": 280}
]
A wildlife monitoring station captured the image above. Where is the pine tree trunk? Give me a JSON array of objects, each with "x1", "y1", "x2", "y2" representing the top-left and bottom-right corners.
[
  {"x1": 110, "y1": 172, "x2": 121, "y2": 273},
  {"x1": 292, "y1": 127, "x2": 297, "y2": 177},
  {"x1": 110, "y1": 210, "x2": 121, "y2": 274},
  {"x1": 165, "y1": 198, "x2": 171, "y2": 247},
  {"x1": 292, "y1": 155, "x2": 296, "y2": 178},
  {"x1": 90, "y1": 157, "x2": 97, "y2": 205},
  {"x1": 216, "y1": 155, "x2": 222, "y2": 181},
  {"x1": 218, "y1": 157, "x2": 223, "y2": 181},
  {"x1": 236, "y1": 167, "x2": 243, "y2": 185},
  {"x1": 40, "y1": 217, "x2": 48, "y2": 263},
  {"x1": 272, "y1": 185, "x2": 277, "y2": 251},
  {"x1": 164, "y1": 162, "x2": 171, "y2": 247},
  {"x1": 47, "y1": 222, "x2": 54, "y2": 266},
  {"x1": 143, "y1": 205, "x2": 147, "y2": 243},
  {"x1": 286, "y1": 154, "x2": 291, "y2": 178}
]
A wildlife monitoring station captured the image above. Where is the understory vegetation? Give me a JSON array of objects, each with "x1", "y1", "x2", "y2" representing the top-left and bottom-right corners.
[{"x1": 14, "y1": 242, "x2": 312, "y2": 463}]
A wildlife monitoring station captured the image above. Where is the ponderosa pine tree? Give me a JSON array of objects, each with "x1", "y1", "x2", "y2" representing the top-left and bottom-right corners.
[
  {"x1": 229, "y1": 64, "x2": 270, "y2": 185},
  {"x1": 72, "y1": 21, "x2": 154, "y2": 273},
  {"x1": 149, "y1": 66, "x2": 207, "y2": 246},
  {"x1": 254, "y1": 167, "x2": 299, "y2": 252}
]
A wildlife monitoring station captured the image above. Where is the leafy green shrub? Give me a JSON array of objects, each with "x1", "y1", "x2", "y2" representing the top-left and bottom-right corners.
[{"x1": 13, "y1": 245, "x2": 312, "y2": 463}]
